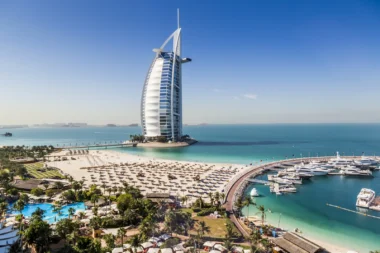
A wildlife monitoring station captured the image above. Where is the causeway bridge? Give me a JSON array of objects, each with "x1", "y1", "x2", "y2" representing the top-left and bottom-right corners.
[{"x1": 56, "y1": 142, "x2": 137, "y2": 149}]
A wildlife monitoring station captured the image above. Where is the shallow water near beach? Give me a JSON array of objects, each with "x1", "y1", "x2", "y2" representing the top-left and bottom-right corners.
[
  {"x1": 243, "y1": 172, "x2": 380, "y2": 252},
  {"x1": 2, "y1": 124, "x2": 380, "y2": 251}
]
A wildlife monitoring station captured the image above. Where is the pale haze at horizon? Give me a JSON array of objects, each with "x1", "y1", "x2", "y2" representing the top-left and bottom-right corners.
[{"x1": 1, "y1": 1, "x2": 380, "y2": 125}]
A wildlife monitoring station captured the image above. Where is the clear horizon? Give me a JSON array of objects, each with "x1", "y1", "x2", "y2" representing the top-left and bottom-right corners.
[{"x1": 1, "y1": 0, "x2": 380, "y2": 124}]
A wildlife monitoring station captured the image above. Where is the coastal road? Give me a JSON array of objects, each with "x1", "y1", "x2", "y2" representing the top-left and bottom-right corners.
[{"x1": 224, "y1": 166, "x2": 264, "y2": 238}]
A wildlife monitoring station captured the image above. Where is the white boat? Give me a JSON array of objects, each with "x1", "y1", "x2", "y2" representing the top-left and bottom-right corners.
[
  {"x1": 268, "y1": 175, "x2": 293, "y2": 185},
  {"x1": 328, "y1": 152, "x2": 353, "y2": 166},
  {"x1": 250, "y1": 188, "x2": 259, "y2": 197},
  {"x1": 280, "y1": 174, "x2": 303, "y2": 184},
  {"x1": 341, "y1": 166, "x2": 372, "y2": 177},
  {"x1": 354, "y1": 156, "x2": 378, "y2": 167},
  {"x1": 295, "y1": 167, "x2": 328, "y2": 176},
  {"x1": 278, "y1": 185, "x2": 297, "y2": 193},
  {"x1": 356, "y1": 188, "x2": 376, "y2": 208}
]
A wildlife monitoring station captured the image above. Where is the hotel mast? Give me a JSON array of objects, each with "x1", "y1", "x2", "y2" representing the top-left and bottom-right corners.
[{"x1": 141, "y1": 10, "x2": 191, "y2": 141}]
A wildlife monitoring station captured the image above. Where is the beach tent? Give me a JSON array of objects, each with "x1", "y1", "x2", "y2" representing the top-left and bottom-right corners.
[
  {"x1": 214, "y1": 244, "x2": 227, "y2": 253},
  {"x1": 0, "y1": 226, "x2": 13, "y2": 235},
  {"x1": 160, "y1": 248, "x2": 173, "y2": 253},
  {"x1": 0, "y1": 230, "x2": 18, "y2": 240},
  {"x1": 147, "y1": 248, "x2": 160, "y2": 253},
  {"x1": 131, "y1": 246, "x2": 144, "y2": 253},
  {"x1": 0, "y1": 246, "x2": 10, "y2": 253},
  {"x1": 112, "y1": 247, "x2": 123, "y2": 253},
  {"x1": 123, "y1": 244, "x2": 131, "y2": 250},
  {"x1": 148, "y1": 237, "x2": 161, "y2": 243},
  {"x1": 0, "y1": 235, "x2": 19, "y2": 247},
  {"x1": 231, "y1": 246, "x2": 243, "y2": 253},
  {"x1": 141, "y1": 241, "x2": 154, "y2": 249}
]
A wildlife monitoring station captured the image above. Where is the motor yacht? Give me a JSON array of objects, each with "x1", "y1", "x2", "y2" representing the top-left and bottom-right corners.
[
  {"x1": 280, "y1": 174, "x2": 303, "y2": 184},
  {"x1": 354, "y1": 156, "x2": 378, "y2": 167},
  {"x1": 340, "y1": 166, "x2": 372, "y2": 177},
  {"x1": 267, "y1": 175, "x2": 294, "y2": 185},
  {"x1": 278, "y1": 185, "x2": 297, "y2": 193},
  {"x1": 294, "y1": 167, "x2": 329, "y2": 176},
  {"x1": 328, "y1": 152, "x2": 353, "y2": 166},
  {"x1": 356, "y1": 188, "x2": 376, "y2": 208}
]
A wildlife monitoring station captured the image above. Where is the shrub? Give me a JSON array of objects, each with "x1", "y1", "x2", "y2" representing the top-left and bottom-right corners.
[
  {"x1": 31, "y1": 188, "x2": 44, "y2": 196},
  {"x1": 192, "y1": 208, "x2": 201, "y2": 213},
  {"x1": 197, "y1": 207, "x2": 217, "y2": 216}
]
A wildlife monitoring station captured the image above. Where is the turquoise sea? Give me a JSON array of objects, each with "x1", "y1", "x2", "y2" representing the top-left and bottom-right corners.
[{"x1": 1, "y1": 124, "x2": 380, "y2": 251}]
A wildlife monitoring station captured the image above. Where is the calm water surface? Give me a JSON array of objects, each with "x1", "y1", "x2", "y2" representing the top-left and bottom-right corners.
[{"x1": 2, "y1": 124, "x2": 380, "y2": 251}]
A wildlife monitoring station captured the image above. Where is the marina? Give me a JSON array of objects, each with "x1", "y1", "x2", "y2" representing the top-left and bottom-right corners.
[{"x1": 2, "y1": 124, "x2": 380, "y2": 251}]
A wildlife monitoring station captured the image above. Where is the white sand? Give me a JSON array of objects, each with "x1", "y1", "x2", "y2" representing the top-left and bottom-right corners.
[
  {"x1": 46, "y1": 150, "x2": 247, "y2": 203},
  {"x1": 247, "y1": 215, "x2": 350, "y2": 253}
]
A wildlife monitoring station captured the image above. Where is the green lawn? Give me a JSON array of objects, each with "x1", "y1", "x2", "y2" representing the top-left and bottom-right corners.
[
  {"x1": 189, "y1": 216, "x2": 241, "y2": 238},
  {"x1": 24, "y1": 162, "x2": 64, "y2": 179}
]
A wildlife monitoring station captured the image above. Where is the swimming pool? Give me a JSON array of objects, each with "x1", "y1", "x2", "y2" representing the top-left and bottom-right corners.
[{"x1": 9, "y1": 202, "x2": 86, "y2": 223}]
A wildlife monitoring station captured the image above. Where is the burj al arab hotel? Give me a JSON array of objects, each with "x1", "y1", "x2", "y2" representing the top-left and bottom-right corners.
[{"x1": 141, "y1": 10, "x2": 191, "y2": 142}]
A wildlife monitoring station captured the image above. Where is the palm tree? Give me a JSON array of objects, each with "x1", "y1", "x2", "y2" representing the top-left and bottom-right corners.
[
  {"x1": 214, "y1": 192, "x2": 220, "y2": 203},
  {"x1": 243, "y1": 196, "x2": 255, "y2": 220},
  {"x1": 256, "y1": 205, "x2": 266, "y2": 226},
  {"x1": 130, "y1": 234, "x2": 142, "y2": 253},
  {"x1": 68, "y1": 207, "x2": 75, "y2": 219},
  {"x1": 117, "y1": 227, "x2": 127, "y2": 246},
  {"x1": 0, "y1": 202, "x2": 8, "y2": 218},
  {"x1": 224, "y1": 222, "x2": 234, "y2": 251},
  {"x1": 78, "y1": 211, "x2": 85, "y2": 220},
  {"x1": 89, "y1": 216, "x2": 102, "y2": 238},
  {"x1": 260, "y1": 238, "x2": 271, "y2": 253},
  {"x1": 197, "y1": 221, "x2": 210, "y2": 240},
  {"x1": 207, "y1": 192, "x2": 214, "y2": 206},
  {"x1": 220, "y1": 192, "x2": 226, "y2": 204},
  {"x1": 249, "y1": 229, "x2": 262, "y2": 253},
  {"x1": 91, "y1": 194, "x2": 99, "y2": 209},
  {"x1": 101, "y1": 183, "x2": 106, "y2": 195},
  {"x1": 103, "y1": 233, "x2": 116, "y2": 249},
  {"x1": 197, "y1": 197, "x2": 204, "y2": 209}
]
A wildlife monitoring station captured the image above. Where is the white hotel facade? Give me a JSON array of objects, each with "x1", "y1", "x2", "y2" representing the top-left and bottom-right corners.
[{"x1": 141, "y1": 12, "x2": 191, "y2": 141}]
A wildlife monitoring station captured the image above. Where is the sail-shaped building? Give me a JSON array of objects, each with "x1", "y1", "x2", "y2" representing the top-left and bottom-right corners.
[{"x1": 141, "y1": 10, "x2": 191, "y2": 141}]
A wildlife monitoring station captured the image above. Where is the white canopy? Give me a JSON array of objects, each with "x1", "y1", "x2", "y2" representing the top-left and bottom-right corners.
[
  {"x1": 112, "y1": 247, "x2": 123, "y2": 253},
  {"x1": 147, "y1": 248, "x2": 160, "y2": 253},
  {"x1": 141, "y1": 241, "x2": 154, "y2": 249},
  {"x1": 160, "y1": 248, "x2": 173, "y2": 253}
]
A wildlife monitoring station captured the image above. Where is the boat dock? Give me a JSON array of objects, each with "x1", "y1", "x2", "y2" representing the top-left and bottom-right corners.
[
  {"x1": 245, "y1": 178, "x2": 270, "y2": 184},
  {"x1": 327, "y1": 203, "x2": 380, "y2": 219}
]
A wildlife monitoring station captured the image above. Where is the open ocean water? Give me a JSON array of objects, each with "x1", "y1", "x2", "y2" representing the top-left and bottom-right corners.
[{"x1": 1, "y1": 124, "x2": 380, "y2": 251}]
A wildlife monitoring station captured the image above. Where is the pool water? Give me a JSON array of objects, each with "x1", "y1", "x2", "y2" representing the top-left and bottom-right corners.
[{"x1": 9, "y1": 202, "x2": 86, "y2": 223}]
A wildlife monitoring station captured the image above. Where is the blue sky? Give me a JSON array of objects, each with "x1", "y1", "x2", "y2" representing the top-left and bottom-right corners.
[{"x1": 1, "y1": 0, "x2": 380, "y2": 124}]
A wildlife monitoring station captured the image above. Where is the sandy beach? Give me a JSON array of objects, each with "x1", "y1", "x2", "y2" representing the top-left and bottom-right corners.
[
  {"x1": 46, "y1": 150, "x2": 247, "y2": 203},
  {"x1": 246, "y1": 216, "x2": 350, "y2": 253}
]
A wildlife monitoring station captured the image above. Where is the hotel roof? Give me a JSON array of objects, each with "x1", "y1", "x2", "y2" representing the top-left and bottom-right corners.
[{"x1": 273, "y1": 232, "x2": 323, "y2": 253}]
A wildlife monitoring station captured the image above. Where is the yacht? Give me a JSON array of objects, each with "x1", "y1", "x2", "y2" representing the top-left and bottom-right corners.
[
  {"x1": 340, "y1": 166, "x2": 372, "y2": 177},
  {"x1": 356, "y1": 188, "x2": 376, "y2": 208},
  {"x1": 308, "y1": 160, "x2": 334, "y2": 169},
  {"x1": 267, "y1": 175, "x2": 294, "y2": 185},
  {"x1": 278, "y1": 185, "x2": 297, "y2": 193},
  {"x1": 250, "y1": 188, "x2": 259, "y2": 197},
  {"x1": 280, "y1": 174, "x2": 303, "y2": 184},
  {"x1": 354, "y1": 156, "x2": 378, "y2": 167},
  {"x1": 294, "y1": 167, "x2": 329, "y2": 176},
  {"x1": 328, "y1": 152, "x2": 353, "y2": 166}
]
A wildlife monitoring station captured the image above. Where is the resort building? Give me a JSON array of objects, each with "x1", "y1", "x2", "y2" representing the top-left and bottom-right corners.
[{"x1": 140, "y1": 10, "x2": 191, "y2": 142}]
